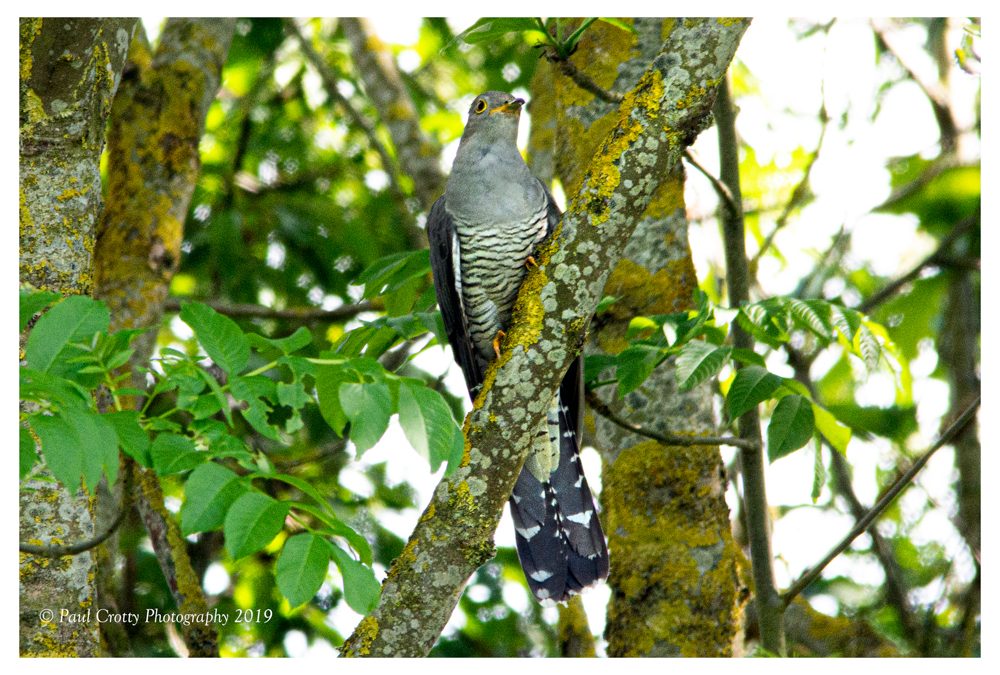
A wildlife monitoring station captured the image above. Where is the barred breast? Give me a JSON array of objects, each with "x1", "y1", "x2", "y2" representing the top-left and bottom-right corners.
[{"x1": 453, "y1": 203, "x2": 549, "y2": 361}]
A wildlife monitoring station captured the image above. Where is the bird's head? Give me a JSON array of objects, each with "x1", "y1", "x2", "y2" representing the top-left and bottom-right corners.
[{"x1": 460, "y1": 91, "x2": 525, "y2": 145}]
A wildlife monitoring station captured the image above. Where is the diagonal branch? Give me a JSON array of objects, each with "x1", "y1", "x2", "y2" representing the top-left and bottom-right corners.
[
  {"x1": 586, "y1": 389, "x2": 757, "y2": 450},
  {"x1": 339, "y1": 18, "x2": 751, "y2": 658},
  {"x1": 782, "y1": 395, "x2": 980, "y2": 606},
  {"x1": 163, "y1": 297, "x2": 377, "y2": 322}
]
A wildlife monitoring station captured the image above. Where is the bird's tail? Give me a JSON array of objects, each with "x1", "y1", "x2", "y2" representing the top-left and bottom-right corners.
[{"x1": 508, "y1": 401, "x2": 609, "y2": 604}]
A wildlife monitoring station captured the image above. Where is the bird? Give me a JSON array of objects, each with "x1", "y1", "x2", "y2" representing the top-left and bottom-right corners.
[{"x1": 427, "y1": 90, "x2": 609, "y2": 603}]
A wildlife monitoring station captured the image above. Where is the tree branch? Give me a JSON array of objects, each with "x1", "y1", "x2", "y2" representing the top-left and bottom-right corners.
[
  {"x1": 859, "y1": 210, "x2": 978, "y2": 312},
  {"x1": 339, "y1": 17, "x2": 447, "y2": 213},
  {"x1": 715, "y1": 73, "x2": 786, "y2": 655},
  {"x1": 782, "y1": 394, "x2": 980, "y2": 606},
  {"x1": 585, "y1": 389, "x2": 757, "y2": 450},
  {"x1": 285, "y1": 19, "x2": 423, "y2": 247},
  {"x1": 339, "y1": 19, "x2": 751, "y2": 657},
  {"x1": 683, "y1": 149, "x2": 739, "y2": 217},
  {"x1": 546, "y1": 51, "x2": 623, "y2": 104},
  {"x1": 163, "y1": 297, "x2": 377, "y2": 322},
  {"x1": 20, "y1": 504, "x2": 127, "y2": 558}
]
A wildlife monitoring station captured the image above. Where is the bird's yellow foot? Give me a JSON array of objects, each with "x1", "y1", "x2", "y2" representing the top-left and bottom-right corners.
[
  {"x1": 492, "y1": 329, "x2": 506, "y2": 359},
  {"x1": 525, "y1": 255, "x2": 538, "y2": 269}
]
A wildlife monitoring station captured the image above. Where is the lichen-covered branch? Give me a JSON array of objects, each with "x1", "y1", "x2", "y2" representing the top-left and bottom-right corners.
[
  {"x1": 92, "y1": 19, "x2": 235, "y2": 657},
  {"x1": 557, "y1": 596, "x2": 596, "y2": 657},
  {"x1": 339, "y1": 18, "x2": 447, "y2": 214},
  {"x1": 542, "y1": 18, "x2": 748, "y2": 656},
  {"x1": 340, "y1": 18, "x2": 749, "y2": 658},
  {"x1": 19, "y1": 18, "x2": 135, "y2": 295},
  {"x1": 19, "y1": 17, "x2": 136, "y2": 658}
]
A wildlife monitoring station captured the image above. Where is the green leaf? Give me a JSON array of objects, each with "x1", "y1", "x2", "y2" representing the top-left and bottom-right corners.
[
  {"x1": 150, "y1": 433, "x2": 203, "y2": 475},
  {"x1": 355, "y1": 250, "x2": 430, "y2": 300},
  {"x1": 767, "y1": 395, "x2": 815, "y2": 462},
  {"x1": 787, "y1": 298, "x2": 832, "y2": 339},
  {"x1": 812, "y1": 404, "x2": 852, "y2": 455},
  {"x1": 246, "y1": 326, "x2": 313, "y2": 355},
  {"x1": 181, "y1": 463, "x2": 248, "y2": 535},
  {"x1": 289, "y1": 500, "x2": 373, "y2": 565},
  {"x1": 598, "y1": 17, "x2": 636, "y2": 33},
  {"x1": 20, "y1": 426, "x2": 39, "y2": 479},
  {"x1": 315, "y1": 365, "x2": 352, "y2": 435},
  {"x1": 854, "y1": 323, "x2": 881, "y2": 370},
  {"x1": 675, "y1": 341, "x2": 731, "y2": 391},
  {"x1": 443, "y1": 424, "x2": 466, "y2": 478},
  {"x1": 339, "y1": 381, "x2": 393, "y2": 455},
  {"x1": 454, "y1": 17, "x2": 548, "y2": 45},
  {"x1": 20, "y1": 288, "x2": 61, "y2": 332},
  {"x1": 230, "y1": 375, "x2": 281, "y2": 441},
  {"x1": 730, "y1": 348, "x2": 766, "y2": 367},
  {"x1": 329, "y1": 544, "x2": 381, "y2": 614},
  {"x1": 67, "y1": 408, "x2": 120, "y2": 491},
  {"x1": 30, "y1": 415, "x2": 83, "y2": 493},
  {"x1": 224, "y1": 492, "x2": 289, "y2": 560},
  {"x1": 195, "y1": 366, "x2": 232, "y2": 425},
  {"x1": 616, "y1": 344, "x2": 663, "y2": 396},
  {"x1": 25, "y1": 295, "x2": 110, "y2": 374},
  {"x1": 397, "y1": 381, "x2": 462, "y2": 472},
  {"x1": 727, "y1": 366, "x2": 783, "y2": 419},
  {"x1": 179, "y1": 302, "x2": 250, "y2": 375},
  {"x1": 811, "y1": 436, "x2": 825, "y2": 503},
  {"x1": 276, "y1": 533, "x2": 332, "y2": 609}
]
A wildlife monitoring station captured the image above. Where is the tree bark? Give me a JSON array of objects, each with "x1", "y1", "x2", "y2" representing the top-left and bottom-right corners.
[
  {"x1": 530, "y1": 18, "x2": 747, "y2": 657},
  {"x1": 19, "y1": 17, "x2": 136, "y2": 657},
  {"x1": 92, "y1": 18, "x2": 235, "y2": 657},
  {"x1": 340, "y1": 18, "x2": 749, "y2": 657}
]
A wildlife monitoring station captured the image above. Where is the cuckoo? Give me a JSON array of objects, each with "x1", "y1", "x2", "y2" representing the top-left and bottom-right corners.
[{"x1": 427, "y1": 91, "x2": 609, "y2": 603}]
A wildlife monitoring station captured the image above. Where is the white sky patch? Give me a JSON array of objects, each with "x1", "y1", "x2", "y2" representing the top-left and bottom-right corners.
[
  {"x1": 397, "y1": 49, "x2": 421, "y2": 73},
  {"x1": 202, "y1": 562, "x2": 230, "y2": 595}
]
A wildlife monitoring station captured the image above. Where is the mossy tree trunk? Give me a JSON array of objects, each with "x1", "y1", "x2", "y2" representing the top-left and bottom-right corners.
[
  {"x1": 92, "y1": 18, "x2": 235, "y2": 657},
  {"x1": 529, "y1": 18, "x2": 746, "y2": 656},
  {"x1": 19, "y1": 17, "x2": 136, "y2": 657}
]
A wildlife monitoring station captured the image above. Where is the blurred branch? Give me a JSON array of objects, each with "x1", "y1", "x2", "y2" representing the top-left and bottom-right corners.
[
  {"x1": 715, "y1": 74, "x2": 786, "y2": 655},
  {"x1": 545, "y1": 50, "x2": 623, "y2": 104},
  {"x1": 285, "y1": 19, "x2": 422, "y2": 246},
  {"x1": 684, "y1": 149, "x2": 739, "y2": 217},
  {"x1": 871, "y1": 19, "x2": 958, "y2": 153},
  {"x1": 749, "y1": 98, "x2": 829, "y2": 272},
  {"x1": 163, "y1": 297, "x2": 378, "y2": 322},
  {"x1": 826, "y1": 446, "x2": 921, "y2": 641},
  {"x1": 20, "y1": 504, "x2": 127, "y2": 558},
  {"x1": 585, "y1": 390, "x2": 757, "y2": 450},
  {"x1": 859, "y1": 210, "x2": 978, "y2": 313},
  {"x1": 557, "y1": 596, "x2": 596, "y2": 657},
  {"x1": 340, "y1": 17, "x2": 446, "y2": 214},
  {"x1": 782, "y1": 394, "x2": 981, "y2": 607}
]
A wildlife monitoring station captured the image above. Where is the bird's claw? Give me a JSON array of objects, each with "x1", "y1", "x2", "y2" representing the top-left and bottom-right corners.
[
  {"x1": 492, "y1": 329, "x2": 506, "y2": 359},
  {"x1": 525, "y1": 256, "x2": 538, "y2": 269}
]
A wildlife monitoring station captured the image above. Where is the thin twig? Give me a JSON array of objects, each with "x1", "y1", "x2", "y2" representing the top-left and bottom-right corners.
[
  {"x1": 547, "y1": 52, "x2": 623, "y2": 104},
  {"x1": 285, "y1": 20, "x2": 411, "y2": 214},
  {"x1": 20, "y1": 505, "x2": 127, "y2": 558},
  {"x1": 684, "y1": 149, "x2": 739, "y2": 217},
  {"x1": 586, "y1": 390, "x2": 757, "y2": 450},
  {"x1": 859, "y1": 211, "x2": 978, "y2": 313},
  {"x1": 749, "y1": 97, "x2": 829, "y2": 271},
  {"x1": 163, "y1": 297, "x2": 377, "y2": 322},
  {"x1": 782, "y1": 394, "x2": 980, "y2": 606},
  {"x1": 716, "y1": 75, "x2": 786, "y2": 655}
]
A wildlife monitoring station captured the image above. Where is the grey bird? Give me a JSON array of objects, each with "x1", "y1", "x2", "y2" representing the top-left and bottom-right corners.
[{"x1": 427, "y1": 91, "x2": 609, "y2": 603}]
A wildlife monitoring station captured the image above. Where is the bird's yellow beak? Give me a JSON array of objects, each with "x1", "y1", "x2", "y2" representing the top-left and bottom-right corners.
[{"x1": 490, "y1": 98, "x2": 525, "y2": 116}]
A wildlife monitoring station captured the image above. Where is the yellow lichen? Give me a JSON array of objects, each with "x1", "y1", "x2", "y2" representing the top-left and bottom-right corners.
[{"x1": 346, "y1": 616, "x2": 380, "y2": 656}]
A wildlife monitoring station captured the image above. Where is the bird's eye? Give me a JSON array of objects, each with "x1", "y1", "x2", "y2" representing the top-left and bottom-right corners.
[{"x1": 474, "y1": 99, "x2": 488, "y2": 114}]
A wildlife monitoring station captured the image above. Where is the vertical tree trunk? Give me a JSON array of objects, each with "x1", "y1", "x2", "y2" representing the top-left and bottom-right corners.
[
  {"x1": 93, "y1": 18, "x2": 235, "y2": 657},
  {"x1": 19, "y1": 17, "x2": 136, "y2": 657},
  {"x1": 530, "y1": 18, "x2": 745, "y2": 656}
]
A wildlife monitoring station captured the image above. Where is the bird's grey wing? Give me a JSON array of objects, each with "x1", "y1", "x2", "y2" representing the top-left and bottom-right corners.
[
  {"x1": 427, "y1": 196, "x2": 483, "y2": 395},
  {"x1": 539, "y1": 180, "x2": 563, "y2": 239}
]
